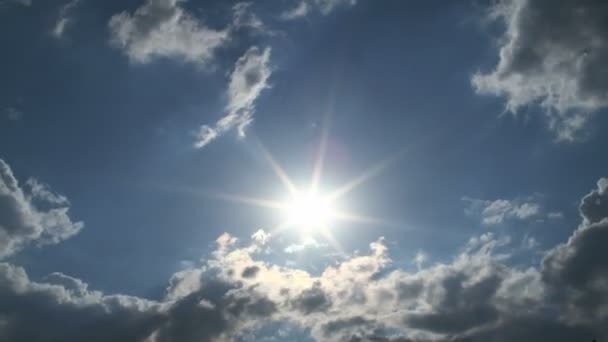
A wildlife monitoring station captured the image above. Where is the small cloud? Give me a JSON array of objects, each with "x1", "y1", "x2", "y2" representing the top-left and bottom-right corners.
[
  {"x1": 463, "y1": 195, "x2": 548, "y2": 226},
  {"x1": 51, "y1": 0, "x2": 80, "y2": 39},
  {"x1": 284, "y1": 237, "x2": 324, "y2": 254},
  {"x1": 280, "y1": 0, "x2": 310, "y2": 20},
  {"x1": 195, "y1": 46, "x2": 272, "y2": 148},
  {"x1": 251, "y1": 229, "x2": 271, "y2": 245},
  {"x1": 547, "y1": 212, "x2": 564, "y2": 220},
  {"x1": 5, "y1": 107, "x2": 22, "y2": 121}
]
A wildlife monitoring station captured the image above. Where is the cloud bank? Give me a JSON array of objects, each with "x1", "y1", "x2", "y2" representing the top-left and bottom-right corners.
[
  {"x1": 0, "y1": 158, "x2": 606, "y2": 341},
  {"x1": 472, "y1": 0, "x2": 608, "y2": 141}
]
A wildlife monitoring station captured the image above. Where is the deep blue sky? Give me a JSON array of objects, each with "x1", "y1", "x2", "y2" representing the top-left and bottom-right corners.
[{"x1": 1, "y1": 0, "x2": 607, "y2": 302}]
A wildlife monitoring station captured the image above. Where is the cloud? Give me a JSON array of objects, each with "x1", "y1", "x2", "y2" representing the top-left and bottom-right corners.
[
  {"x1": 472, "y1": 0, "x2": 608, "y2": 141},
  {"x1": 108, "y1": 0, "x2": 229, "y2": 65},
  {"x1": 280, "y1": 0, "x2": 355, "y2": 20},
  {"x1": 0, "y1": 159, "x2": 83, "y2": 259},
  {"x1": 462, "y1": 195, "x2": 543, "y2": 226},
  {"x1": 280, "y1": 1, "x2": 311, "y2": 21},
  {"x1": 51, "y1": 0, "x2": 80, "y2": 39},
  {"x1": 5, "y1": 107, "x2": 22, "y2": 121},
  {"x1": 195, "y1": 46, "x2": 272, "y2": 148},
  {"x1": 1, "y1": 178, "x2": 607, "y2": 341}
]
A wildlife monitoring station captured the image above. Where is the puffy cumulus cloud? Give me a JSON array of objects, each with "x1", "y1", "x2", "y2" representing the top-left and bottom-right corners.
[
  {"x1": 280, "y1": 0, "x2": 355, "y2": 20},
  {"x1": 0, "y1": 159, "x2": 83, "y2": 259},
  {"x1": 462, "y1": 195, "x2": 546, "y2": 226},
  {"x1": 472, "y1": 0, "x2": 608, "y2": 141},
  {"x1": 108, "y1": 0, "x2": 229, "y2": 65},
  {"x1": 195, "y1": 46, "x2": 272, "y2": 148},
  {"x1": 1, "y1": 178, "x2": 608, "y2": 341}
]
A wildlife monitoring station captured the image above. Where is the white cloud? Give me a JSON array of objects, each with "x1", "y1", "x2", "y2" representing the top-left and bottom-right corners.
[
  {"x1": 195, "y1": 46, "x2": 272, "y2": 148},
  {"x1": 108, "y1": 0, "x2": 229, "y2": 65},
  {"x1": 463, "y1": 195, "x2": 543, "y2": 226},
  {"x1": 472, "y1": 0, "x2": 608, "y2": 141},
  {"x1": 0, "y1": 159, "x2": 83, "y2": 259},
  {"x1": 251, "y1": 229, "x2": 270, "y2": 245},
  {"x1": 280, "y1": 0, "x2": 355, "y2": 20},
  {"x1": 280, "y1": 1, "x2": 311, "y2": 20},
  {"x1": 51, "y1": 0, "x2": 80, "y2": 39},
  {"x1": 284, "y1": 237, "x2": 324, "y2": 254}
]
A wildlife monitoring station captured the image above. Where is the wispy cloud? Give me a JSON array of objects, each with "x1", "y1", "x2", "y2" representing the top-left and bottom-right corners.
[
  {"x1": 195, "y1": 46, "x2": 272, "y2": 148},
  {"x1": 51, "y1": 0, "x2": 80, "y2": 39}
]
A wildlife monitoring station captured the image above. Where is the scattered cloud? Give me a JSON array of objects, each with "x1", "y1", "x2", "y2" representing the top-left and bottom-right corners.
[
  {"x1": 108, "y1": 0, "x2": 229, "y2": 65},
  {"x1": 0, "y1": 159, "x2": 83, "y2": 259},
  {"x1": 51, "y1": 0, "x2": 80, "y2": 39},
  {"x1": 195, "y1": 46, "x2": 272, "y2": 148},
  {"x1": 315, "y1": 0, "x2": 357, "y2": 15},
  {"x1": 463, "y1": 195, "x2": 544, "y2": 226},
  {"x1": 472, "y1": 0, "x2": 608, "y2": 141},
  {"x1": 0, "y1": 178, "x2": 607, "y2": 340}
]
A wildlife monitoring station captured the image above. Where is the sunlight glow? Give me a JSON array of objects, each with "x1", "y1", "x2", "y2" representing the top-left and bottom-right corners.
[{"x1": 285, "y1": 191, "x2": 335, "y2": 230}]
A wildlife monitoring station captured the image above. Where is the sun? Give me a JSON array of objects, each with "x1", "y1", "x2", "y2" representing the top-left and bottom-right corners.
[{"x1": 284, "y1": 191, "x2": 335, "y2": 230}]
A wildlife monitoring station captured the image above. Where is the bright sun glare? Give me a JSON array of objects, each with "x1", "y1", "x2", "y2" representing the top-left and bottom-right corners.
[{"x1": 284, "y1": 191, "x2": 335, "y2": 230}]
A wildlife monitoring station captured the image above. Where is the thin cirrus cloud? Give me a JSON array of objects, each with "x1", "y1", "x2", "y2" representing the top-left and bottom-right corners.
[
  {"x1": 194, "y1": 46, "x2": 272, "y2": 148},
  {"x1": 0, "y1": 163, "x2": 607, "y2": 340},
  {"x1": 472, "y1": 0, "x2": 608, "y2": 142}
]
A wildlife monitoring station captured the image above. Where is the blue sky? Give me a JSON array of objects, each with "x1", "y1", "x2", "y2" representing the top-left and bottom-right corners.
[{"x1": 1, "y1": 0, "x2": 608, "y2": 341}]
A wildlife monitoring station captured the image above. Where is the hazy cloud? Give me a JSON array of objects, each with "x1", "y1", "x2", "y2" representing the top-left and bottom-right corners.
[{"x1": 473, "y1": 0, "x2": 608, "y2": 141}]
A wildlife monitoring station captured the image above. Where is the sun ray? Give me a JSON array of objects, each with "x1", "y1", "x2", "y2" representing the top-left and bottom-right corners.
[
  {"x1": 311, "y1": 109, "x2": 332, "y2": 193},
  {"x1": 318, "y1": 227, "x2": 344, "y2": 254},
  {"x1": 325, "y1": 149, "x2": 407, "y2": 202},
  {"x1": 330, "y1": 209, "x2": 394, "y2": 227},
  {"x1": 254, "y1": 138, "x2": 299, "y2": 196},
  {"x1": 211, "y1": 192, "x2": 288, "y2": 211}
]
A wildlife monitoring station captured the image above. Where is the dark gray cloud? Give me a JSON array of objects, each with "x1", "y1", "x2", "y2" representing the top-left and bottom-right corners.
[{"x1": 473, "y1": 0, "x2": 608, "y2": 141}]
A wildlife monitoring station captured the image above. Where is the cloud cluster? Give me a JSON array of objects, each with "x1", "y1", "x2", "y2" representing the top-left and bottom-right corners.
[
  {"x1": 108, "y1": 0, "x2": 229, "y2": 65},
  {"x1": 0, "y1": 159, "x2": 83, "y2": 258},
  {"x1": 1, "y1": 173, "x2": 607, "y2": 340},
  {"x1": 195, "y1": 46, "x2": 272, "y2": 148},
  {"x1": 462, "y1": 195, "x2": 558, "y2": 226},
  {"x1": 472, "y1": 0, "x2": 608, "y2": 141}
]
